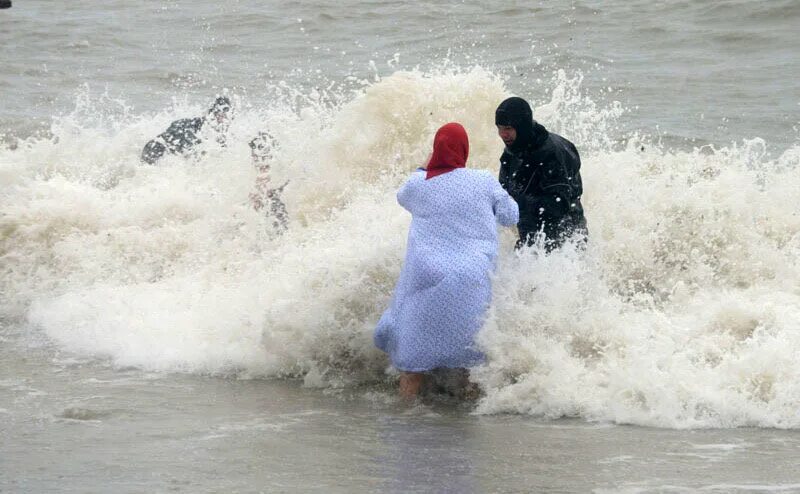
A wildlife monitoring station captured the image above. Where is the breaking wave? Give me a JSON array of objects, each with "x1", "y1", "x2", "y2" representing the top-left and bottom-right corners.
[{"x1": 2, "y1": 66, "x2": 799, "y2": 428}]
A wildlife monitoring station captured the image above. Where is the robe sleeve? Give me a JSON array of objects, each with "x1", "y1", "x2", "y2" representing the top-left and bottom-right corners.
[
  {"x1": 492, "y1": 179, "x2": 519, "y2": 227},
  {"x1": 397, "y1": 170, "x2": 424, "y2": 213}
]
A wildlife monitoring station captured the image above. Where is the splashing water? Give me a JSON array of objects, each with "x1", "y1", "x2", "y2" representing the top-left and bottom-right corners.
[{"x1": 2, "y1": 66, "x2": 799, "y2": 428}]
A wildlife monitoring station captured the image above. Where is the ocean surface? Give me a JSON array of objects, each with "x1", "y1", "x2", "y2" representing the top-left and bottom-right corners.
[{"x1": 2, "y1": 0, "x2": 800, "y2": 492}]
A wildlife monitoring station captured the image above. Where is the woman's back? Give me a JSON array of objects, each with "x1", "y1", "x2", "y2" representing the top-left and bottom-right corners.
[
  {"x1": 374, "y1": 122, "x2": 518, "y2": 394},
  {"x1": 399, "y1": 168, "x2": 516, "y2": 257}
]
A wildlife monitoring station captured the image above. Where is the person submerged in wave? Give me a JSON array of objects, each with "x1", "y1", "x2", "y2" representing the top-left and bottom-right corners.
[
  {"x1": 140, "y1": 96, "x2": 233, "y2": 165},
  {"x1": 495, "y1": 96, "x2": 587, "y2": 251},
  {"x1": 248, "y1": 131, "x2": 289, "y2": 233},
  {"x1": 374, "y1": 122, "x2": 519, "y2": 400}
]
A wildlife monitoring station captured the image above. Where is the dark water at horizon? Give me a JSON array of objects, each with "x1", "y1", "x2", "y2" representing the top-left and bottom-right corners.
[{"x1": 1, "y1": 0, "x2": 798, "y2": 149}]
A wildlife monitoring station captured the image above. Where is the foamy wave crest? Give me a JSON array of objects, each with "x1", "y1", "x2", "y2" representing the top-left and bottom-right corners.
[
  {"x1": 4, "y1": 66, "x2": 800, "y2": 428},
  {"x1": 4, "y1": 66, "x2": 510, "y2": 380},
  {"x1": 475, "y1": 138, "x2": 800, "y2": 428}
]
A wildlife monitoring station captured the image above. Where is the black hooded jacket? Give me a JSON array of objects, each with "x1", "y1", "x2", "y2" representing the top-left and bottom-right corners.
[
  {"x1": 496, "y1": 97, "x2": 586, "y2": 244},
  {"x1": 140, "y1": 96, "x2": 231, "y2": 165}
]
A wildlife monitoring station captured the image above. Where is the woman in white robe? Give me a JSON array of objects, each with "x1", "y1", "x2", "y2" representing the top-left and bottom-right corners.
[{"x1": 374, "y1": 122, "x2": 519, "y2": 399}]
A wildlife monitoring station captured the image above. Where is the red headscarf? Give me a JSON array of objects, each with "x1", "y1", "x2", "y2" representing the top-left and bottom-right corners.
[{"x1": 425, "y1": 122, "x2": 469, "y2": 180}]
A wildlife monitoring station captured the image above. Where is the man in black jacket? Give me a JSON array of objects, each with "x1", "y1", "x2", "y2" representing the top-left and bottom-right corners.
[
  {"x1": 141, "y1": 96, "x2": 232, "y2": 164},
  {"x1": 495, "y1": 96, "x2": 587, "y2": 251}
]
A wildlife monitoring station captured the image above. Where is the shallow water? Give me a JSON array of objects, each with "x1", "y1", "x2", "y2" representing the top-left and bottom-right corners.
[{"x1": 4, "y1": 339, "x2": 800, "y2": 493}]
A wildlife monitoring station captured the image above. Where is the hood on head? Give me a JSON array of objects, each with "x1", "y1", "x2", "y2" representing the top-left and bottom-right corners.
[
  {"x1": 208, "y1": 96, "x2": 232, "y2": 117},
  {"x1": 495, "y1": 96, "x2": 548, "y2": 151},
  {"x1": 249, "y1": 131, "x2": 276, "y2": 162}
]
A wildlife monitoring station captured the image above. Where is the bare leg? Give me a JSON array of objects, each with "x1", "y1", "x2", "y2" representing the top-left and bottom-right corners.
[
  {"x1": 399, "y1": 372, "x2": 424, "y2": 400},
  {"x1": 434, "y1": 368, "x2": 481, "y2": 400}
]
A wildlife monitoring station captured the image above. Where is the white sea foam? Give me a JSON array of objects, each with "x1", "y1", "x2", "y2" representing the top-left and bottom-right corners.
[{"x1": 3, "y1": 66, "x2": 800, "y2": 428}]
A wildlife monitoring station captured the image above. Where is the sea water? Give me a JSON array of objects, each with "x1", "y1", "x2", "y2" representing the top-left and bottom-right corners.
[{"x1": 2, "y1": 1, "x2": 800, "y2": 492}]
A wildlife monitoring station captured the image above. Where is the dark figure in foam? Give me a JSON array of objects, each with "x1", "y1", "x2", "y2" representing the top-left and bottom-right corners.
[
  {"x1": 141, "y1": 96, "x2": 232, "y2": 165},
  {"x1": 248, "y1": 132, "x2": 288, "y2": 233}
]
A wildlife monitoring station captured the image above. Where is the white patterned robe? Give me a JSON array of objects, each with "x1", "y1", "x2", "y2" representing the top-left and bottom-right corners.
[{"x1": 374, "y1": 168, "x2": 519, "y2": 371}]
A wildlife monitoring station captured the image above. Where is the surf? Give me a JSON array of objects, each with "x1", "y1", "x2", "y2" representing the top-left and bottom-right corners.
[{"x1": 2, "y1": 66, "x2": 799, "y2": 428}]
